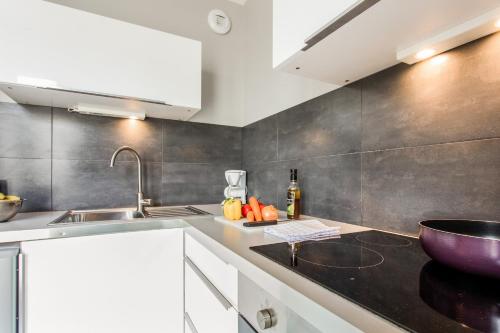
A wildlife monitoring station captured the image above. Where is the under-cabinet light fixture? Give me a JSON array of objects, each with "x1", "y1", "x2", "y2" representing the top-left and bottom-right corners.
[
  {"x1": 397, "y1": 6, "x2": 500, "y2": 64},
  {"x1": 68, "y1": 104, "x2": 146, "y2": 120}
]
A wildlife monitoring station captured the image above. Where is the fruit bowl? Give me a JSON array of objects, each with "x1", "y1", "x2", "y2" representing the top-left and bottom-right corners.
[{"x1": 0, "y1": 199, "x2": 24, "y2": 222}]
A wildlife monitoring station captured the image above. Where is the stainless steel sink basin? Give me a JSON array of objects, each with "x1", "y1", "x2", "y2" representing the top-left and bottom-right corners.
[
  {"x1": 50, "y1": 206, "x2": 210, "y2": 225},
  {"x1": 51, "y1": 209, "x2": 144, "y2": 224}
]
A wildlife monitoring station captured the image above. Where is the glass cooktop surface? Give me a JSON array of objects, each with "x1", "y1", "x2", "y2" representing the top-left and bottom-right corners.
[{"x1": 250, "y1": 230, "x2": 499, "y2": 333}]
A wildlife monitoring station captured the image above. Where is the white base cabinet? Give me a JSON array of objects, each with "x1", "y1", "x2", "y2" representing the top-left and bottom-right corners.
[
  {"x1": 184, "y1": 234, "x2": 239, "y2": 333},
  {"x1": 185, "y1": 259, "x2": 239, "y2": 333},
  {"x1": 20, "y1": 229, "x2": 184, "y2": 333}
]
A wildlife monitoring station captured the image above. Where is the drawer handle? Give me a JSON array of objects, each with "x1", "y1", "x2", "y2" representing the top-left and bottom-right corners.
[
  {"x1": 185, "y1": 312, "x2": 199, "y2": 333},
  {"x1": 17, "y1": 253, "x2": 25, "y2": 333},
  {"x1": 185, "y1": 257, "x2": 232, "y2": 310}
]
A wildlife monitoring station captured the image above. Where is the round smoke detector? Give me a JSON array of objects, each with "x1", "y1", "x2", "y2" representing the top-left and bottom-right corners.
[{"x1": 208, "y1": 9, "x2": 231, "y2": 35}]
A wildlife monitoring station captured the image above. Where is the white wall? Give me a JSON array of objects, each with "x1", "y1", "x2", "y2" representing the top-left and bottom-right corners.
[{"x1": 47, "y1": 0, "x2": 336, "y2": 126}]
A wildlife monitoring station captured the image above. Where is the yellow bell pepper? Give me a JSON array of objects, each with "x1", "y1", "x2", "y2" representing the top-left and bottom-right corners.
[{"x1": 223, "y1": 198, "x2": 242, "y2": 221}]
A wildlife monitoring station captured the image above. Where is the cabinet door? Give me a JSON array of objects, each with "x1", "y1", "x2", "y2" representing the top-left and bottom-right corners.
[
  {"x1": 21, "y1": 229, "x2": 183, "y2": 333},
  {"x1": 0, "y1": 0, "x2": 201, "y2": 111},
  {"x1": 273, "y1": 0, "x2": 359, "y2": 68}
]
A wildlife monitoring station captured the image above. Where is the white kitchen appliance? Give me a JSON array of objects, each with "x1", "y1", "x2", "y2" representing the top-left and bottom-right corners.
[{"x1": 224, "y1": 170, "x2": 247, "y2": 204}]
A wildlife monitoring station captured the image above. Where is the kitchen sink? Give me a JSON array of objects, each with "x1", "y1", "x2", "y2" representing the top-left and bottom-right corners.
[{"x1": 50, "y1": 206, "x2": 210, "y2": 225}]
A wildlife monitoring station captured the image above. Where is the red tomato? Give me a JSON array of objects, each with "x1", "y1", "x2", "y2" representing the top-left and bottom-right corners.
[
  {"x1": 259, "y1": 203, "x2": 265, "y2": 211},
  {"x1": 241, "y1": 204, "x2": 252, "y2": 217}
]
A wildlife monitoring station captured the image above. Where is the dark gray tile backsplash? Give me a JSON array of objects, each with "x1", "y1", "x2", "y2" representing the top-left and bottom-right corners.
[
  {"x1": 0, "y1": 103, "x2": 52, "y2": 159},
  {"x1": 303, "y1": 155, "x2": 361, "y2": 224},
  {"x1": 0, "y1": 105, "x2": 242, "y2": 211},
  {"x1": 273, "y1": 155, "x2": 361, "y2": 224},
  {"x1": 277, "y1": 85, "x2": 361, "y2": 161},
  {"x1": 362, "y1": 139, "x2": 500, "y2": 234},
  {"x1": 163, "y1": 120, "x2": 241, "y2": 164},
  {"x1": 242, "y1": 115, "x2": 278, "y2": 166},
  {"x1": 52, "y1": 160, "x2": 162, "y2": 210},
  {"x1": 0, "y1": 158, "x2": 52, "y2": 211},
  {"x1": 362, "y1": 33, "x2": 500, "y2": 152},
  {"x1": 53, "y1": 108, "x2": 163, "y2": 162},
  {"x1": 246, "y1": 162, "x2": 278, "y2": 204},
  {"x1": 162, "y1": 162, "x2": 240, "y2": 205},
  {"x1": 244, "y1": 32, "x2": 500, "y2": 235}
]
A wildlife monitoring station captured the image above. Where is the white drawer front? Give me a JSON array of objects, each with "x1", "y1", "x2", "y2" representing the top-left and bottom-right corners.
[
  {"x1": 185, "y1": 260, "x2": 238, "y2": 333},
  {"x1": 185, "y1": 234, "x2": 238, "y2": 306}
]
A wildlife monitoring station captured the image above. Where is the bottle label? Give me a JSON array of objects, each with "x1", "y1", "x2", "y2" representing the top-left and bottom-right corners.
[{"x1": 287, "y1": 192, "x2": 295, "y2": 216}]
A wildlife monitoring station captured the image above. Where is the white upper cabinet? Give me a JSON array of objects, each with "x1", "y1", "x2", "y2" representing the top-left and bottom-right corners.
[
  {"x1": 0, "y1": 0, "x2": 201, "y2": 120},
  {"x1": 273, "y1": 0, "x2": 360, "y2": 68},
  {"x1": 273, "y1": 0, "x2": 500, "y2": 85}
]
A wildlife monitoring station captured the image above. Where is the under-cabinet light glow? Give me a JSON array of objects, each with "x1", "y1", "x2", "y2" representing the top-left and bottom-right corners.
[
  {"x1": 430, "y1": 54, "x2": 448, "y2": 65},
  {"x1": 415, "y1": 49, "x2": 436, "y2": 60},
  {"x1": 495, "y1": 18, "x2": 500, "y2": 28}
]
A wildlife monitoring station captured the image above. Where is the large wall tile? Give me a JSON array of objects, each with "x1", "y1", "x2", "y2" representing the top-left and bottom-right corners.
[
  {"x1": 242, "y1": 115, "x2": 278, "y2": 167},
  {"x1": 162, "y1": 162, "x2": 239, "y2": 205},
  {"x1": 0, "y1": 103, "x2": 51, "y2": 159},
  {"x1": 246, "y1": 162, "x2": 278, "y2": 205},
  {"x1": 53, "y1": 108, "x2": 163, "y2": 162},
  {"x1": 362, "y1": 33, "x2": 500, "y2": 151},
  {"x1": 277, "y1": 85, "x2": 361, "y2": 161},
  {"x1": 52, "y1": 159, "x2": 162, "y2": 210},
  {"x1": 306, "y1": 155, "x2": 361, "y2": 224},
  {"x1": 362, "y1": 139, "x2": 500, "y2": 235},
  {"x1": 163, "y1": 120, "x2": 241, "y2": 164},
  {"x1": 0, "y1": 158, "x2": 51, "y2": 211},
  {"x1": 276, "y1": 156, "x2": 361, "y2": 224}
]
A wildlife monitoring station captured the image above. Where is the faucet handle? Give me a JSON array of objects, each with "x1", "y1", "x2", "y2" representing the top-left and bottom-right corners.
[{"x1": 141, "y1": 198, "x2": 153, "y2": 207}]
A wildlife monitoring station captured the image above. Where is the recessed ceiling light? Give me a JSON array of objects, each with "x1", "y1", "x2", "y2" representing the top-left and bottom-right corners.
[
  {"x1": 415, "y1": 49, "x2": 436, "y2": 60},
  {"x1": 495, "y1": 18, "x2": 500, "y2": 28}
]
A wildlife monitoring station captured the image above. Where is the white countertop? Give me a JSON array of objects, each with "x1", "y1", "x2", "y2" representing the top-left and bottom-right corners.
[{"x1": 1, "y1": 205, "x2": 406, "y2": 333}]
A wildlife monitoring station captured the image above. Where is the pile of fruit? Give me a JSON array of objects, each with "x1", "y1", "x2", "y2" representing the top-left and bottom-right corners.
[
  {"x1": 222, "y1": 196, "x2": 278, "y2": 222},
  {"x1": 0, "y1": 193, "x2": 21, "y2": 202}
]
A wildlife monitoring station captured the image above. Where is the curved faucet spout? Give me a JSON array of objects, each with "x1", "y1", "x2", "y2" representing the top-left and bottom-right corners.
[{"x1": 110, "y1": 146, "x2": 149, "y2": 214}]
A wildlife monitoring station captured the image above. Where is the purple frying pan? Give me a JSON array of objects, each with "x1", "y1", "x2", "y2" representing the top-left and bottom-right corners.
[{"x1": 419, "y1": 220, "x2": 500, "y2": 279}]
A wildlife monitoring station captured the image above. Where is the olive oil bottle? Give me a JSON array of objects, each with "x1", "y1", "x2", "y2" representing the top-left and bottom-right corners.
[{"x1": 286, "y1": 169, "x2": 301, "y2": 219}]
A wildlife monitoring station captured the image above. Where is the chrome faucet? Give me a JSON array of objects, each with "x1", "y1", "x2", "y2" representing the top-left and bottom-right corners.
[{"x1": 110, "y1": 146, "x2": 151, "y2": 216}]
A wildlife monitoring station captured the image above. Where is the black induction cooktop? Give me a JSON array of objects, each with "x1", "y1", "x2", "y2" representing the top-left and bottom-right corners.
[{"x1": 250, "y1": 230, "x2": 499, "y2": 333}]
